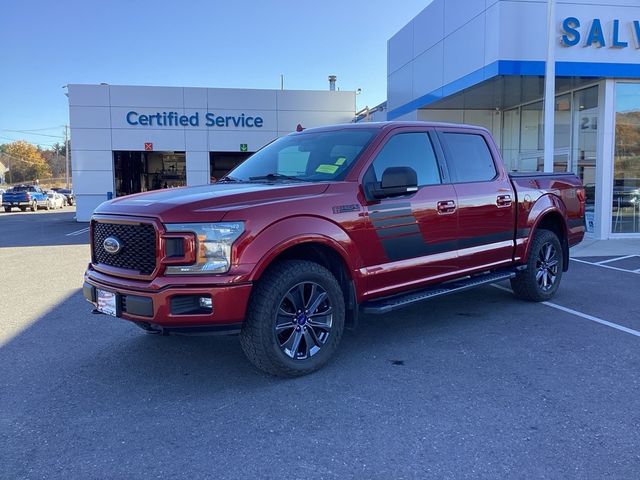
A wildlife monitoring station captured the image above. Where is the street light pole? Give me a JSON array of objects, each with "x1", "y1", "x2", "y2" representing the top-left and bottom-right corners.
[{"x1": 543, "y1": 0, "x2": 556, "y2": 173}]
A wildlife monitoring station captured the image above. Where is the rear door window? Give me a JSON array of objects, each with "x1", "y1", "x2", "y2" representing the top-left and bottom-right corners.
[{"x1": 440, "y1": 133, "x2": 497, "y2": 183}]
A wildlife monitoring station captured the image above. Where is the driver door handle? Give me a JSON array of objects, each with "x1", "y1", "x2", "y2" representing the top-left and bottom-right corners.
[
  {"x1": 437, "y1": 200, "x2": 456, "y2": 214},
  {"x1": 497, "y1": 194, "x2": 512, "y2": 207}
]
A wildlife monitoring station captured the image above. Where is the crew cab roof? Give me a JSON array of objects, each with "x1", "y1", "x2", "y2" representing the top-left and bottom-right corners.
[{"x1": 293, "y1": 121, "x2": 491, "y2": 135}]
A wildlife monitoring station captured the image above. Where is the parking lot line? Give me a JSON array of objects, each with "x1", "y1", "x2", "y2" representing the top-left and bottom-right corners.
[
  {"x1": 491, "y1": 284, "x2": 640, "y2": 339},
  {"x1": 596, "y1": 254, "x2": 639, "y2": 265},
  {"x1": 571, "y1": 257, "x2": 640, "y2": 275},
  {"x1": 66, "y1": 227, "x2": 89, "y2": 237}
]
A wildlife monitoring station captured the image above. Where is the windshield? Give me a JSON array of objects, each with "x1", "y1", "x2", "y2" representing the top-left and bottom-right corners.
[{"x1": 227, "y1": 129, "x2": 375, "y2": 182}]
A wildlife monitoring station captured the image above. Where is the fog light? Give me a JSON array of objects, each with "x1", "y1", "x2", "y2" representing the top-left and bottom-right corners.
[{"x1": 199, "y1": 297, "x2": 213, "y2": 310}]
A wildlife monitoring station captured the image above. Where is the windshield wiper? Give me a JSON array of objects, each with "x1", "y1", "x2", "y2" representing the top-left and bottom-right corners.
[
  {"x1": 218, "y1": 175, "x2": 241, "y2": 183},
  {"x1": 248, "y1": 173, "x2": 309, "y2": 182}
]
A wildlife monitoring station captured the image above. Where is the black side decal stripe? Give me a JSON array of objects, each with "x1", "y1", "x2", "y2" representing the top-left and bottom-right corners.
[
  {"x1": 378, "y1": 229, "x2": 519, "y2": 262},
  {"x1": 370, "y1": 209, "x2": 413, "y2": 221},
  {"x1": 457, "y1": 231, "x2": 513, "y2": 250},
  {"x1": 376, "y1": 225, "x2": 421, "y2": 238},
  {"x1": 371, "y1": 202, "x2": 412, "y2": 211},
  {"x1": 371, "y1": 216, "x2": 417, "y2": 228}
]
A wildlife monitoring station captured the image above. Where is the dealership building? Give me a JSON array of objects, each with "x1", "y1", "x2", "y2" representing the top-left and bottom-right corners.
[
  {"x1": 68, "y1": 84, "x2": 355, "y2": 221},
  {"x1": 69, "y1": 0, "x2": 640, "y2": 239},
  {"x1": 381, "y1": 0, "x2": 640, "y2": 239}
]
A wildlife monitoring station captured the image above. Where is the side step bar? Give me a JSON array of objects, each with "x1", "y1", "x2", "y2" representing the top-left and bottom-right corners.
[{"x1": 361, "y1": 270, "x2": 516, "y2": 315}]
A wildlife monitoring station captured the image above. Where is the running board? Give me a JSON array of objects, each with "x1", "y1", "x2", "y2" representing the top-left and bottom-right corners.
[{"x1": 361, "y1": 270, "x2": 516, "y2": 315}]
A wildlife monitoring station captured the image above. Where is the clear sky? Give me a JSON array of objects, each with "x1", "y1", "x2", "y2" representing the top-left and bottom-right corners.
[{"x1": 0, "y1": 0, "x2": 429, "y2": 148}]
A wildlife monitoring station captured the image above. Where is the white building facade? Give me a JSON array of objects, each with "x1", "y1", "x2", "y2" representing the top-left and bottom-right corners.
[
  {"x1": 385, "y1": 0, "x2": 640, "y2": 239},
  {"x1": 68, "y1": 84, "x2": 355, "y2": 221}
]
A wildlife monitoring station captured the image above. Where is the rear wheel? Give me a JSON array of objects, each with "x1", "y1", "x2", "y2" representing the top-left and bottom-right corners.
[
  {"x1": 19, "y1": 206, "x2": 26, "y2": 212},
  {"x1": 45, "y1": 201, "x2": 51, "y2": 210},
  {"x1": 510, "y1": 229, "x2": 563, "y2": 302},
  {"x1": 240, "y1": 260, "x2": 345, "y2": 377},
  {"x1": 4, "y1": 207, "x2": 11, "y2": 213}
]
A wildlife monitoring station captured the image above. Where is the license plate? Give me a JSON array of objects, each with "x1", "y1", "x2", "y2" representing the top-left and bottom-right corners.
[{"x1": 96, "y1": 289, "x2": 117, "y2": 316}]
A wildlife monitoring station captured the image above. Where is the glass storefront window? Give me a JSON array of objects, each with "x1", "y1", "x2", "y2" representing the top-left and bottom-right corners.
[
  {"x1": 553, "y1": 94, "x2": 572, "y2": 172},
  {"x1": 507, "y1": 94, "x2": 578, "y2": 173},
  {"x1": 518, "y1": 100, "x2": 543, "y2": 171},
  {"x1": 572, "y1": 86, "x2": 599, "y2": 220},
  {"x1": 613, "y1": 83, "x2": 640, "y2": 234},
  {"x1": 502, "y1": 109, "x2": 519, "y2": 172}
]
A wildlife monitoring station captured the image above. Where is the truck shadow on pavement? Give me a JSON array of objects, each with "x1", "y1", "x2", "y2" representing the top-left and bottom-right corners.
[
  {"x1": 3, "y1": 281, "x2": 640, "y2": 479},
  {"x1": 0, "y1": 284, "x2": 512, "y2": 400},
  {"x1": 0, "y1": 210, "x2": 89, "y2": 248}
]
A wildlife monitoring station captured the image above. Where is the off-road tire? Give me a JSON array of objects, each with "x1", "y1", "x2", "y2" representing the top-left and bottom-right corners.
[
  {"x1": 240, "y1": 260, "x2": 345, "y2": 377},
  {"x1": 511, "y1": 229, "x2": 563, "y2": 302}
]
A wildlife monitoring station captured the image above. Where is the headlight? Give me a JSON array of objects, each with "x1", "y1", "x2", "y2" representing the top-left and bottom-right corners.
[{"x1": 164, "y1": 222, "x2": 244, "y2": 274}]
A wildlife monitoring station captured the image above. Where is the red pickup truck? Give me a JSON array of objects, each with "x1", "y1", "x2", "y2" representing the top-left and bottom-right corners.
[{"x1": 83, "y1": 122, "x2": 585, "y2": 376}]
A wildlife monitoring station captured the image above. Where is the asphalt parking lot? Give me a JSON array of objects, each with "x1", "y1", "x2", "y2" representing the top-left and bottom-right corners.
[{"x1": 1, "y1": 212, "x2": 639, "y2": 479}]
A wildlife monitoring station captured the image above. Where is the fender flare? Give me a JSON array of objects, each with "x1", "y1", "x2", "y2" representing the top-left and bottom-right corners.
[
  {"x1": 240, "y1": 215, "x2": 363, "y2": 284},
  {"x1": 524, "y1": 194, "x2": 569, "y2": 268}
]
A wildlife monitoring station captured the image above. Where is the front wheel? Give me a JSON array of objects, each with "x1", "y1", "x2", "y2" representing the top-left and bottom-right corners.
[
  {"x1": 510, "y1": 229, "x2": 563, "y2": 302},
  {"x1": 240, "y1": 260, "x2": 345, "y2": 377},
  {"x1": 4, "y1": 207, "x2": 11, "y2": 213}
]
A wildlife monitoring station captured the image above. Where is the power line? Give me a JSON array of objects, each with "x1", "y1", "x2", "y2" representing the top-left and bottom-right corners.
[
  {"x1": 0, "y1": 125, "x2": 65, "y2": 132},
  {"x1": 1, "y1": 129, "x2": 64, "y2": 139},
  {"x1": 0, "y1": 135, "x2": 59, "y2": 148}
]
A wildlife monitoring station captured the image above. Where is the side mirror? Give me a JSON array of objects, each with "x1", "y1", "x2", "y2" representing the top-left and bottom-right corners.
[{"x1": 367, "y1": 166, "x2": 418, "y2": 199}]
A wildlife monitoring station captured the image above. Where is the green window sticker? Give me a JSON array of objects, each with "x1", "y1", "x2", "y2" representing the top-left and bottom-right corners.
[
  {"x1": 334, "y1": 156, "x2": 346, "y2": 166},
  {"x1": 315, "y1": 164, "x2": 339, "y2": 174}
]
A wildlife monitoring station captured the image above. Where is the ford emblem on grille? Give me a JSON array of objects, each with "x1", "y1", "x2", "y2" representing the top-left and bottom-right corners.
[{"x1": 103, "y1": 236, "x2": 122, "y2": 255}]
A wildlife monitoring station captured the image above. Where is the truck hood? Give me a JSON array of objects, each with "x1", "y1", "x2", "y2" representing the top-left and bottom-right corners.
[{"x1": 94, "y1": 182, "x2": 331, "y2": 223}]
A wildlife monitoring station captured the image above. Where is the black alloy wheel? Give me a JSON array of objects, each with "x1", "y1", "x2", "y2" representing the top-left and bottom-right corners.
[
  {"x1": 535, "y1": 241, "x2": 559, "y2": 292},
  {"x1": 240, "y1": 260, "x2": 345, "y2": 377},
  {"x1": 275, "y1": 281, "x2": 333, "y2": 360},
  {"x1": 511, "y1": 229, "x2": 563, "y2": 302}
]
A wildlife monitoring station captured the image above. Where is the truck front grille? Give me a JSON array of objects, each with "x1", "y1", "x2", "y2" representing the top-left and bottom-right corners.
[{"x1": 92, "y1": 221, "x2": 157, "y2": 276}]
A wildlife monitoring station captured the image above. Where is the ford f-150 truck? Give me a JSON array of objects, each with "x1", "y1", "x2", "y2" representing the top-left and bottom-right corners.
[
  {"x1": 2, "y1": 185, "x2": 49, "y2": 212},
  {"x1": 83, "y1": 122, "x2": 585, "y2": 377}
]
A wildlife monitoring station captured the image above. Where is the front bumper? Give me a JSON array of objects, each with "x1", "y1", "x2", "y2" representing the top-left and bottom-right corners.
[{"x1": 83, "y1": 271, "x2": 253, "y2": 333}]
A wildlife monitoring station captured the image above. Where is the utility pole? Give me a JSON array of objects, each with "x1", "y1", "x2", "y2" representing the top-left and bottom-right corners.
[
  {"x1": 64, "y1": 125, "x2": 70, "y2": 188},
  {"x1": 55, "y1": 144, "x2": 59, "y2": 181}
]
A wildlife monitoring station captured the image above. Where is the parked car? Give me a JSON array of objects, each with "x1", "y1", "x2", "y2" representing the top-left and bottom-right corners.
[
  {"x1": 52, "y1": 188, "x2": 75, "y2": 206},
  {"x1": 2, "y1": 185, "x2": 48, "y2": 212},
  {"x1": 45, "y1": 190, "x2": 65, "y2": 209},
  {"x1": 613, "y1": 178, "x2": 640, "y2": 208},
  {"x1": 83, "y1": 121, "x2": 585, "y2": 377}
]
